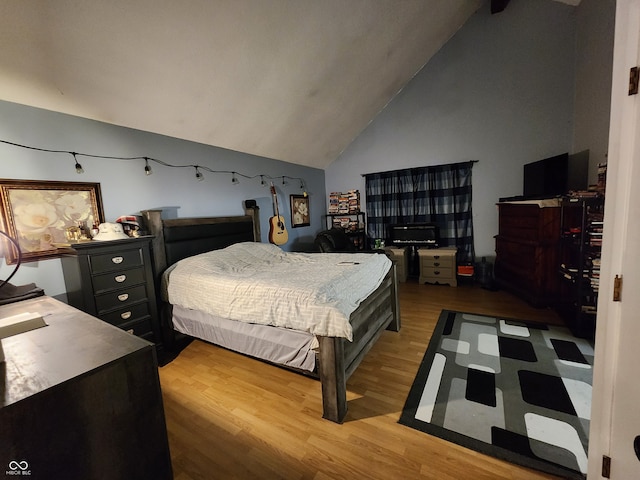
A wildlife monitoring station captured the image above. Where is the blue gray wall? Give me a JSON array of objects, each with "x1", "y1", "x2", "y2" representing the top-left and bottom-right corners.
[
  {"x1": 0, "y1": 101, "x2": 325, "y2": 296},
  {"x1": 325, "y1": 0, "x2": 614, "y2": 259}
]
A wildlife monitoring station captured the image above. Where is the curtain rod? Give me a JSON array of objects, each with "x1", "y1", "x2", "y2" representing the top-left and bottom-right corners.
[{"x1": 360, "y1": 159, "x2": 478, "y2": 176}]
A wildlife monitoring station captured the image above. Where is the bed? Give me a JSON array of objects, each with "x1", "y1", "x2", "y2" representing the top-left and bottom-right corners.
[{"x1": 142, "y1": 207, "x2": 400, "y2": 423}]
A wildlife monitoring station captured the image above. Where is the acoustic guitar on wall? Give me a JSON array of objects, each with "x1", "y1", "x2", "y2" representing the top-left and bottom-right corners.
[{"x1": 269, "y1": 183, "x2": 289, "y2": 245}]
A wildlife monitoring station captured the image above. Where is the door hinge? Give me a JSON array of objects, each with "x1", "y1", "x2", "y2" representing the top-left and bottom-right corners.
[
  {"x1": 613, "y1": 275, "x2": 622, "y2": 302},
  {"x1": 602, "y1": 454, "x2": 611, "y2": 478},
  {"x1": 630, "y1": 66, "x2": 639, "y2": 95}
]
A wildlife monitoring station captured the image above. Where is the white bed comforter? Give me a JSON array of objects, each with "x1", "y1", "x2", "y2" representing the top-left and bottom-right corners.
[{"x1": 166, "y1": 242, "x2": 392, "y2": 341}]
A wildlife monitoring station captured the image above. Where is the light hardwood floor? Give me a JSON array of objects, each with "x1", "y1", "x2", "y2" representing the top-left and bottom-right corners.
[{"x1": 158, "y1": 280, "x2": 567, "y2": 480}]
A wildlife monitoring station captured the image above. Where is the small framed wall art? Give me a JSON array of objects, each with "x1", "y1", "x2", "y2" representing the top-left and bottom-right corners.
[{"x1": 290, "y1": 194, "x2": 310, "y2": 228}]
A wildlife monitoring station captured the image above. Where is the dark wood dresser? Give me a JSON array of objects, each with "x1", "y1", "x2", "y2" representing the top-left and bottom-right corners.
[
  {"x1": 0, "y1": 296, "x2": 172, "y2": 480},
  {"x1": 61, "y1": 236, "x2": 161, "y2": 347},
  {"x1": 494, "y1": 201, "x2": 561, "y2": 307}
]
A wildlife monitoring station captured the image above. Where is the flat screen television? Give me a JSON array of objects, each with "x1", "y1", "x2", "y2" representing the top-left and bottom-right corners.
[{"x1": 523, "y1": 153, "x2": 569, "y2": 198}]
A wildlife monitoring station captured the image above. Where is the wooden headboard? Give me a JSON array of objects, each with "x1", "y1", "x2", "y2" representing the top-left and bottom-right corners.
[{"x1": 141, "y1": 207, "x2": 260, "y2": 280}]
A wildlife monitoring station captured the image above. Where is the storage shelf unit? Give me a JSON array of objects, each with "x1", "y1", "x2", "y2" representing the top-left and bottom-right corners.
[
  {"x1": 557, "y1": 196, "x2": 604, "y2": 339},
  {"x1": 324, "y1": 212, "x2": 367, "y2": 250}
]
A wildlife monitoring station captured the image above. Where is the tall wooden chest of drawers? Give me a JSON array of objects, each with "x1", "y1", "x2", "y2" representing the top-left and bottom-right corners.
[
  {"x1": 61, "y1": 236, "x2": 161, "y2": 346},
  {"x1": 418, "y1": 247, "x2": 458, "y2": 286},
  {"x1": 494, "y1": 202, "x2": 560, "y2": 307}
]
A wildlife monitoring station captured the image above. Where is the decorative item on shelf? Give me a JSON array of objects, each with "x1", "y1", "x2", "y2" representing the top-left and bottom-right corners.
[
  {"x1": 64, "y1": 225, "x2": 82, "y2": 243},
  {"x1": 92, "y1": 222, "x2": 130, "y2": 241},
  {"x1": 116, "y1": 215, "x2": 144, "y2": 237}
]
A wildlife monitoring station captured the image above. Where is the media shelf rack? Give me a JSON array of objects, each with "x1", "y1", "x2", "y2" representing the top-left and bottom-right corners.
[
  {"x1": 557, "y1": 196, "x2": 604, "y2": 339},
  {"x1": 323, "y1": 212, "x2": 367, "y2": 250}
]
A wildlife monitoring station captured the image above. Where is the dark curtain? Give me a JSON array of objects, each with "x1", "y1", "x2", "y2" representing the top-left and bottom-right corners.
[{"x1": 364, "y1": 161, "x2": 475, "y2": 263}]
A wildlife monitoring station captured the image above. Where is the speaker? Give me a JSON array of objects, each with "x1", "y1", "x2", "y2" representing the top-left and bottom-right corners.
[{"x1": 244, "y1": 199, "x2": 257, "y2": 208}]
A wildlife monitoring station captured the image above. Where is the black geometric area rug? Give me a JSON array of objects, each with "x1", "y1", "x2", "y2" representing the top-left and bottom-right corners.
[{"x1": 399, "y1": 310, "x2": 593, "y2": 479}]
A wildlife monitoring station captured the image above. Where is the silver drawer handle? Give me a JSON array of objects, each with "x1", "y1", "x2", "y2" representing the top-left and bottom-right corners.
[
  {"x1": 434, "y1": 262, "x2": 441, "y2": 266},
  {"x1": 434, "y1": 271, "x2": 441, "y2": 275},
  {"x1": 121, "y1": 311, "x2": 132, "y2": 320},
  {"x1": 115, "y1": 274, "x2": 127, "y2": 283},
  {"x1": 434, "y1": 255, "x2": 441, "y2": 259},
  {"x1": 118, "y1": 293, "x2": 129, "y2": 302},
  {"x1": 111, "y1": 256, "x2": 124, "y2": 264}
]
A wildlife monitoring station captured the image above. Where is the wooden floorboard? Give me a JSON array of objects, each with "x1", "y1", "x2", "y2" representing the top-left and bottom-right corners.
[{"x1": 159, "y1": 280, "x2": 565, "y2": 480}]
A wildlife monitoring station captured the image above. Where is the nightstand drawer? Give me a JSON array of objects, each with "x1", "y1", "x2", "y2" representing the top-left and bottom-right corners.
[
  {"x1": 120, "y1": 317, "x2": 154, "y2": 339},
  {"x1": 92, "y1": 267, "x2": 145, "y2": 294},
  {"x1": 89, "y1": 248, "x2": 144, "y2": 274},
  {"x1": 100, "y1": 302, "x2": 151, "y2": 328},
  {"x1": 95, "y1": 284, "x2": 148, "y2": 313},
  {"x1": 419, "y1": 270, "x2": 456, "y2": 285},
  {"x1": 421, "y1": 256, "x2": 455, "y2": 268},
  {"x1": 421, "y1": 266, "x2": 455, "y2": 277}
]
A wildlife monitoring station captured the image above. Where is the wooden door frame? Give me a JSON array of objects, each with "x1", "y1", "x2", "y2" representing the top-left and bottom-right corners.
[{"x1": 587, "y1": 0, "x2": 640, "y2": 477}]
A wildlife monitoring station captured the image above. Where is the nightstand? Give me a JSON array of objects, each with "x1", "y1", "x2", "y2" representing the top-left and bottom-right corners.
[
  {"x1": 60, "y1": 236, "x2": 161, "y2": 346},
  {"x1": 382, "y1": 246, "x2": 409, "y2": 282},
  {"x1": 418, "y1": 246, "x2": 458, "y2": 286}
]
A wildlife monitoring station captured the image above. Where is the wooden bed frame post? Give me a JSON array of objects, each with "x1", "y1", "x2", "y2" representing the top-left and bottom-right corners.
[
  {"x1": 141, "y1": 209, "x2": 167, "y2": 277},
  {"x1": 141, "y1": 209, "x2": 177, "y2": 350},
  {"x1": 389, "y1": 264, "x2": 401, "y2": 332},
  {"x1": 243, "y1": 203, "x2": 261, "y2": 242},
  {"x1": 317, "y1": 336, "x2": 347, "y2": 423}
]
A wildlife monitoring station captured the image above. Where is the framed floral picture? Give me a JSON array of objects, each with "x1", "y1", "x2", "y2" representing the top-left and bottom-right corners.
[
  {"x1": 0, "y1": 179, "x2": 104, "y2": 264},
  {"x1": 290, "y1": 194, "x2": 310, "y2": 228}
]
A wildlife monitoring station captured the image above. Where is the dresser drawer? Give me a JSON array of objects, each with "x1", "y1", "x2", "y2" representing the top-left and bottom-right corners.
[
  {"x1": 95, "y1": 284, "x2": 148, "y2": 313},
  {"x1": 99, "y1": 302, "x2": 151, "y2": 328},
  {"x1": 92, "y1": 267, "x2": 146, "y2": 294},
  {"x1": 498, "y1": 204, "x2": 560, "y2": 242},
  {"x1": 495, "y1": 237, "x2": 537, "y2": 271},
  {"x1": 89, "y1": 248, "x2": 144, "y2": 274}
]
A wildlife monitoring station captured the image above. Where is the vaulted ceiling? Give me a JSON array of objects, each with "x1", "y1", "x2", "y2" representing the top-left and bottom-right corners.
[{"x1": 0, "y1": 0, "x2": 580, "y2": 169}]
